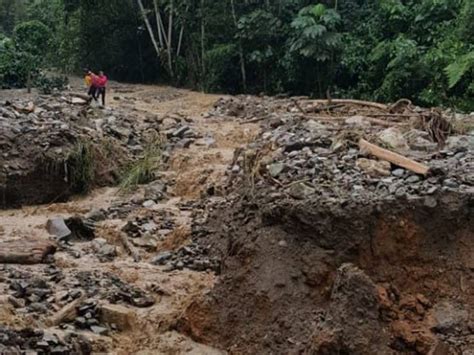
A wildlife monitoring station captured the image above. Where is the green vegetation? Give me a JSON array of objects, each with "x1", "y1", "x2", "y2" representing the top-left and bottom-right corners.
[
  {"x1": 66, "y1": 141, "x2": 95, "y2": 194},
  {"x1": 119, "y1": 139, "x2": 163, "y2": 193},
  {"x1": 0, "y1": 0, "x2": 472, "y2": 110}
]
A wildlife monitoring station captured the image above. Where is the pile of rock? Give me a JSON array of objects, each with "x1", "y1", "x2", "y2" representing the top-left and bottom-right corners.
[
  {"x1": 226, "y1": 98, "x2": 473, "y2": 204},
  {"x1": 0, "y1": 326, "x2": 92, "y2": 354},
  {"x1": 151, "y1": 241, "x2": 220, "y2": 273},
  {"x1": 0, "y1": 95, "x2": 161, "y2": 207}
]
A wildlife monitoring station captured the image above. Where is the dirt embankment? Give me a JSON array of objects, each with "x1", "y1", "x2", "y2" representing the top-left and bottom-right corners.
[{"x1": 179, "y1": 96, "x2": 474, "y2": 354}]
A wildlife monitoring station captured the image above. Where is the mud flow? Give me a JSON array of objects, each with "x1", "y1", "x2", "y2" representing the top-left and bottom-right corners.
[{"x1": 1, "y1": 86, "x2": 473, "y2": 354}]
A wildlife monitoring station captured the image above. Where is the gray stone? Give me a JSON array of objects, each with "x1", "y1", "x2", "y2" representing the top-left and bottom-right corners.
[
  {"x1": 172, "y1": 126, "x2": 190, "y2": 138},
  {"x1": 424, "y1": 196, "x2": 437, "y2": 208},
  {"x1": 432, "y1": 301, "x2": 469, "y2": 334},
  {"x1": 144, "y1": 181, "x2": 166, "y2": 201},
  {"x1": 392, "y1": 168, "x2": 405, "y2": 177},
  {"x1": 378, "y1": 127, "x2": 409, "y2": 150},
  {"x1": 46, "y1": 217, "x2": 71, "y2": 239},
  {"x1": 90, "y1": 325, "x2": 108, "y2": 335},
  {"x1": 267, "y1": 163, "x2": 286, "y2": 177},
  {"x1": 443, "y1": 179, "x2": 458, "y2": 188},
  {"x1": 345, "y1": 115, "x2": 370, "y2": 127},
  {"x1": 288, "y1": 182, "x2": 315, "y2": 199},
  {"x1": 406, "y1": 175, "x2": 421, "y2": 183},
  {"x1": 151, "y1": 251, "x2": 173, "y2": 265},
  {"x1": 445, "y1": 135, "x2": 474, "y2": 152},
  {"x1": 142, "y1": 200, "x2": 156, "y2": 208}
]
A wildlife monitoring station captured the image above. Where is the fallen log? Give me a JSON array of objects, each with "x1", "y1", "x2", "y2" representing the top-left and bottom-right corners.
[
  {"x1": 310, "y1": 99, "x2": 388, "y2": 111},
  {"x1": 0, "y1": 239, "x2": 56, "y2": 264},
  {"x1": 48, "y1": 293, "x2": 85, "y2": 326},
  {"x1": 359, "y1": 139, "x2": 430, "y2": 175},
  {"x1": 119, "y1": 232, "x2": 141, "y2": 262}
]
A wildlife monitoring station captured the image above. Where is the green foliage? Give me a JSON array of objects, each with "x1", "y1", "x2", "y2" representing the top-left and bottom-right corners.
[
  {"x1": 14, "y1": 20, "x2": 51, "y2": 57},
  {"x1": 67, "y1": 141, "x2": 95, "y2": 194},
  {"x1": 119, "y1": 139, "x2": 162, "y2": 193},
  {"x1": 445, "y1": 51, "x2": 474, "y2": 88},
  {"x1": 0, "y1": 0, "x2": 473, "y2": 111},
  {"x1": 35, "y1": 73, "x2": 69, "y2": 94}
]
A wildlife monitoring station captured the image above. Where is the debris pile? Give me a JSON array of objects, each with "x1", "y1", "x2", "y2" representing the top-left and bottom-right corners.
[{"x1": 180, "y1": 96, "x2": 474, "y2": 354}]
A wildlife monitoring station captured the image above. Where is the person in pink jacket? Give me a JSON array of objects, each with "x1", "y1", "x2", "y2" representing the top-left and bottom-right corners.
[{"x1": 96, "y1": 71, "x2": 108, "y2": 106}]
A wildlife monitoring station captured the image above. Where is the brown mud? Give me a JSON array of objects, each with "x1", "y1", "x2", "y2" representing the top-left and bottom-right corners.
[{"x1": 1, "y1": 82, "x2": 473, "y2": 354}]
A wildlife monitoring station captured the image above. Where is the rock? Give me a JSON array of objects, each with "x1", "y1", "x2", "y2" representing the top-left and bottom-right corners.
[
  {"x1": 345, "y1": 115, "x2": 370, "y2": 127},
  {"x1": 231, "y1": 165, "x2": 240, "y2": 174},
  {"x1": 85, "y1": 209, "x2": 106, "y2": 222},
  {"x1": 46, "y1": 217, "x2": 71, "y2": 239},
  {"x1": 356, "y1": 158, "x2": 391, "y2": 177},
  {"x1": 288, "y1": 182, "x2": 315, "y2": 199},
  {"x1": 406, "y1": 175, "x2": 421, "y2": 183},
  {"x1": 423, "y1": 196, "x2": 437, "y2": 208},
  {"x1": 144, "y1": 181, "x2": 166, "y2": 201},
  {"x1": 267, "y1": 163, "x2": 286, "y2": 177},
  {"x1": 100, "y1": 303, "x2": 136, "y2": 331},
  {"x1": 392, "y1": 168, "x2": 405, "y2": 177},
  {"x1": 151, "y1": 251, "x2": 173, "y2": 265},
  {"x1": 142, "y1": 200, "x2": 156, "y2": 208},
  {"x1": 172, "y1": 126, "x2": 190, "y2": 138},
  {"x1": 445, "y1": 135, "x2": 474, "y2": 152},
  {"x1": 431, "y1": 301, "x2": 469, "y2": 334},
  {"x1": 90, "y1": 325, "x2": 108, "y2": 335},
  {"x1": 378, "y1": 127, "x2": 409, "y2": 150},
  {"x1": 443, "y1": 179, "x2": 458, "y2": 188}
]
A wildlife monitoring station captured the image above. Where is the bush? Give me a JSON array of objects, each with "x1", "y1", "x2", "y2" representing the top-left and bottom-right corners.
[{"x1": 35, "y1": 73, "x2": 69, "y2": 94}]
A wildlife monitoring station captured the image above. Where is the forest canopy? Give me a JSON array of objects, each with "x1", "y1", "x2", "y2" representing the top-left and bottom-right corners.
[{"x1": 0, "y1": 0, "x2": 473, "y2": 110}]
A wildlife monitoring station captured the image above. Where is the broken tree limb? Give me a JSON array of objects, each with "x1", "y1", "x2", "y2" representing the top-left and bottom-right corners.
[
  {"x1": 311, "y1": 99, "x2": 388, "y2": 110},
  {"x1": 240, "y1": 116, "x2": 267, "y2": 124},
  {"x1": 0, "y1": 239, "x2": 56, "y2": 264},
  {"x1": 48, "y1": 293, "x2": 85, "y2": 326},
  {"x1": 359, "y1": 139, "x2": 430, "y2": 175},
  {"x1": 119, "y1": 232, "x2": 141, "y2": 262}
]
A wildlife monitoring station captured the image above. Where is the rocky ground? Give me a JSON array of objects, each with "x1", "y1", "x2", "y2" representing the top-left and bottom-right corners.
[{"x1": 0, "y1": 83, "x2": 473, "y2": 354}]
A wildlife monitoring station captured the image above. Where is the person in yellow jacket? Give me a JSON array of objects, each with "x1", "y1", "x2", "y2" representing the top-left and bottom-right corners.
[{"x1": 84, "y1": 68, "x2": 97, "y2": 101}]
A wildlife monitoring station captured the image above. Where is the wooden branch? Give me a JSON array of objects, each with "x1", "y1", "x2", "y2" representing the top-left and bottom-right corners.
[
  {"x1": 0, "y1": 239, "x2": 56, "y2": 264},
  {"x1": 310, "y1": 99, "x2": 388, "y2": 110},
  {"x1": 48, "y1": 293, "x2": 85, "y2": 326},
  {"x1": 240, "y1": 116, "x2": 267, "y2": 124},
  {"x1": 359, "y1": 139, "x2": 430, "y2": 175},
  {"x1": 120, "y1": 232, "x2": 141, "y2": 262}
]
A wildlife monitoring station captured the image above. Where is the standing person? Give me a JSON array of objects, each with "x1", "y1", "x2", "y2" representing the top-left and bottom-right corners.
[
  {"x1": 96, "y1": 71, "x2": 108, "y2": 106},
  {"x1": 84, "y1": 68, "x2": 96, "y2": 101}
]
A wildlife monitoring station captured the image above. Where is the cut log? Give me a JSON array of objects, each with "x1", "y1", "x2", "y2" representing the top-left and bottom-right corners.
[
  {"x1": 359, "y1": 139, "x2": 430, "y2": 175},
  {"x1": 119, "y1": 232, "x2": 141, "y2": 262},
  {"x1": 0, "y1": 239, "x2": 56, "y2": 264},
  {"x1": 48, "y1": 293, "x2": 85, "y2": 326}
]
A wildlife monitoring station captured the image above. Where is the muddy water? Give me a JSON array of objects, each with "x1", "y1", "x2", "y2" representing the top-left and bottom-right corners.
[{"x1": 0, "y1": 83, "x2": 259, "y2": 353}]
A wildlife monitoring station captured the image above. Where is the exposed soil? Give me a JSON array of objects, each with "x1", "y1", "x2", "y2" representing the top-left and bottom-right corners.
[{"x1": 1, "y1": 83, "x2": 472, "y2": 354}]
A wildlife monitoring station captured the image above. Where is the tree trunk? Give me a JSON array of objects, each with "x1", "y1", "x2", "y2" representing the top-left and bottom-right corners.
[
  {"x1": 201, "y1": 0, "x2": 206, "y2": 79},
  {"x1": 167, "y1": 0, "x2": 174, "y2": 77},
  {"x1": 137, "y1": 0, "x2": 160, "y2": 57},
  {"x1": 27, "y1": 70, "x2": 31, "y2": 93},
  {"x1": 177, "y1": 26, "x2": 184, "y2": 57},
  {"x1": 0, "y1": 239, "x2": 56, "y2": 264},
  {"x1": 230, "y1": 0, "x2": 247, "y2": 91},
  {"x1": 153, "y1": 0, "x2": 164, "y2": 48}
]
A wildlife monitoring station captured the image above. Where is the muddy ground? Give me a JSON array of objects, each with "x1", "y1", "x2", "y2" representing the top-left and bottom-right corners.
[{"x1": 0, "y1": 82, "x2": 473, "y2": 354}]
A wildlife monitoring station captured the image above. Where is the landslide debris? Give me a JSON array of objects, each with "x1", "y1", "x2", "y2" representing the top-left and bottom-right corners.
[{"x1": 180, "y1": 95, "x2": 473, "y2": 354}]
